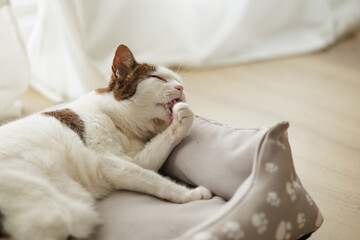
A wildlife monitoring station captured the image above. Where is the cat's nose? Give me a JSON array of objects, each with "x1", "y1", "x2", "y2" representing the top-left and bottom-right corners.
[{"x1": 175, "y1": 86, "x2": 183, "y2": 94}]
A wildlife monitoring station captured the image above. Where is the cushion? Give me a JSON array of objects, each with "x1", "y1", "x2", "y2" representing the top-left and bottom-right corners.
[
  {"x1": 163, "y1": 116, "x2": 268, "y2": 200},
  {"x1": 92, "y1": 117, "x2": 323, "y2": 240},
  {"x1": 94, "y1": 192, "x2": 225, "y2": 240}
]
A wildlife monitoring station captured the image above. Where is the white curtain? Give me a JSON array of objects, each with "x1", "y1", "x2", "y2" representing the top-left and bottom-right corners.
[
  {"x1": 5, "y1": 0, "x2": 360, "y2": 104},
  {"x1": 0, "y1": 0, "x2": 29, "y2": 122}
]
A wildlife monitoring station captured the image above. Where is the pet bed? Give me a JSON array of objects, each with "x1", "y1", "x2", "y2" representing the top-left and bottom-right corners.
[{"x1": 91, "y1": 117, "x2": 323, "y2": 240}]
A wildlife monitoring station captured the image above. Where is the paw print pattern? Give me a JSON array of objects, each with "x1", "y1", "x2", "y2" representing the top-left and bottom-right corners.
[
  {"x1": 297, "y1": 213, "x2": 306, "y2": 229},
  {"x1": 251, "y1": 212, "x2": 268, "y2": 234},
  {"x1": 286, "y1": 182, "x2": 297, "y2": 202},
  {"x1": 266, "y1": 191, "x2": 281, "y2": 207},
  {"x1": 265, "y1": 162, "x2": 279, "y2": 173},
  {"x1": 293, "y1": 180, "x2": 301, "y2": 189},
  {"x1": 276, "y1": 139, "x2": 287, "y2": 150},
  {"x1": 194, "y1": 232, "x2": 219, "y2": 240},
  {"x1": 275, "y1": 221, "x2": 292, "y2": 240},
  {"x1": 306, "y1": 193, "x2": 314, "y2": 206},
  {"x1": 221, "y1": 221, "x2": 245, "y2": 240}
]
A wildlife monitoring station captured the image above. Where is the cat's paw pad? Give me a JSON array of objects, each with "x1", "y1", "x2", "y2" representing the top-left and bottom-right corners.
[
  {"x1": 184, "y1": 186, "x2": 212, "y2": 202},
  {"x1": 171, "y1": 102, "x2": 194, "y2": 136}
]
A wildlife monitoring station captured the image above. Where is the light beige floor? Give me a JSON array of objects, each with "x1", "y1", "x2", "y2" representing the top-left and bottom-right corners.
[{"x1": 21, "y1": 33, "x2": 360, "y2": 240}]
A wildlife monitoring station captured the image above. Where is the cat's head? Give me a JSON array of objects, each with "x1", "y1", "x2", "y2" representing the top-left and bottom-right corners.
[{"x1": 97, "y1": 45, "x2": 186, "y2": 131}]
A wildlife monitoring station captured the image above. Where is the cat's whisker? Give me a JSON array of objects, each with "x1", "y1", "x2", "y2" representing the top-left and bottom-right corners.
[
  {"x1": 177, "y1": 70, "x2": 201, "y2": 82},
  {"x1": 177, "y1": 65, "x2": 198, "y2": 77},
  {"x1": 176, "y1": 63, "x2": 183, "y2": 75}
]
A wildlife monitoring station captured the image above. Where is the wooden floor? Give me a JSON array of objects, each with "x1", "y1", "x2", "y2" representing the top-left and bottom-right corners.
[{"x1": 21, "y1": 33, "x2": 360, "y2": 240}]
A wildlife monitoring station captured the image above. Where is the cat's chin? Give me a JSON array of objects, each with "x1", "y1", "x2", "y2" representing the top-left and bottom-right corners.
[{"x1": 156, "y1": 98, "x2": 182, "y2": 117}]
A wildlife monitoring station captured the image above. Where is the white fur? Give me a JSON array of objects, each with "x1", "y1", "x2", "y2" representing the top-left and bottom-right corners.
[{"x1": 0, "y1": 67, "x2": 212, "y2": 240}]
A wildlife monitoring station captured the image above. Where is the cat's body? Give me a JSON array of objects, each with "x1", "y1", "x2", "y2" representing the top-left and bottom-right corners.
[{"x1": 0, "y1": 45, "x2": 212, "y2": 240}]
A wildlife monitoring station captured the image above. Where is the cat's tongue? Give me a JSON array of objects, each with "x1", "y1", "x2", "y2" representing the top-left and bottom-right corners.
[
  {"x1": 170, "y1": 116, "x2": 174, "y2": 125},
  {"x1": 169, "y1": 99, "x2": 179, "y2": 111}
]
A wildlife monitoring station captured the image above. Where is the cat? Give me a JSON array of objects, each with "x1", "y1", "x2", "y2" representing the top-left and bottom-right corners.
[{"x1": 0, "y1": 44, "x2": 212, "y2": 240}]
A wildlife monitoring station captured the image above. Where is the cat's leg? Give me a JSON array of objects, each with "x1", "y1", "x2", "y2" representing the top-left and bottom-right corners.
[
  {"x1": 99, "y1": 154, "x2": 211, "y2": 203},
  {"x1": 0, "y1": 170, "x2": 98, "y2": 240},
  {"x1": 132, "y1": 102, "x2": 194, "y2": 171}
]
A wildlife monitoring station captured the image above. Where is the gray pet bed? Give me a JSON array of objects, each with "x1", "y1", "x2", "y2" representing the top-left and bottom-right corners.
[{"x1": 91, "y1": 117, "x2": 323, "y2": 240}]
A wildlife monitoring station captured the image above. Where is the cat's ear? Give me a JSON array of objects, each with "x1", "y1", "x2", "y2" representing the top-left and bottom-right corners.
[{"x1": 112, "y1": 44, "x2": 137, "y2": 80}]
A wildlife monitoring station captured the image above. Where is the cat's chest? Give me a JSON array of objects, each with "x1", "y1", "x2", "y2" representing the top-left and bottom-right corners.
[
  {"x1": 121, "y1": 138, "x2": 145, "y2": 158},
  {"x1": 88, "y1": 134, "x2": 144, "y2": 158},
  {"x1": 84, "y1": 115, "x2": 145, "y2": 157}
]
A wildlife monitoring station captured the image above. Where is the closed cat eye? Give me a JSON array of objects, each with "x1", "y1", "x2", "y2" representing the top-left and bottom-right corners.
[{"x1": 149, "y1": 75, "x2": 167, "y2": 82}]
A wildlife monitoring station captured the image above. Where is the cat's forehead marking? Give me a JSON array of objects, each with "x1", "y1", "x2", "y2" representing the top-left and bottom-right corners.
[
  {"x1": 43, "y1": 108, "x2": 86, "y2": 144},
  {"x1": 114, "y1": 63, "x2": 156, "y2": 100},
  {"x1": 96, "y1": 63, "x2": 156, "y2": 101}
]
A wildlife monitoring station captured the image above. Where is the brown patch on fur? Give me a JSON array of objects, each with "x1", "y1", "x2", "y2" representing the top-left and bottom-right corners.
[
  {"x1": 95, "y1": 44, "x2": 156, "y2": 101},
  {"x1": 95, "y1": 87, "x2": 110, "y2": 94},
  {"x1": 153, "y1": 118, "x2": 166, "y2": 126},
  {"x1": 112, "y1": 63, "x2": 155, "y2": 101},
  {"x1": 43, "y1": 108, "x2": 86, "y2": 144}
]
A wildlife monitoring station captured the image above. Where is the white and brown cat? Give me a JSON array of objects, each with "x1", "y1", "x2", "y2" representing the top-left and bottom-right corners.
[{"x1": 0, "y1": 45, "x2": 212, "y2": 240}]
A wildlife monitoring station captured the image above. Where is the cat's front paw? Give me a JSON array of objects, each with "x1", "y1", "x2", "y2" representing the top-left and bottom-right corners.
[
  {"x1": 183, "y1": 186, "x2": 212, "y2": 202},
  {"x1": 171, "y1": 102, "x2": 194, "y2": 137}
]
